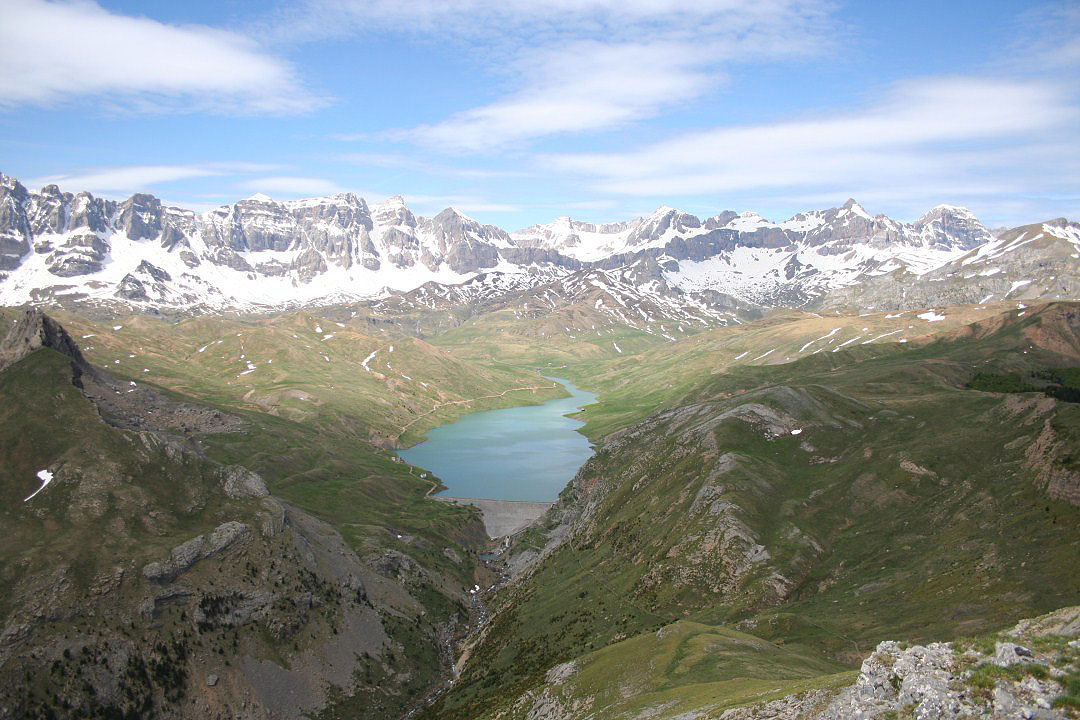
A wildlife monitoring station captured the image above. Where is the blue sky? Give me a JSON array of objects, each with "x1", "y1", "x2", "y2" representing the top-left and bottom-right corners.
[{"x1": 1, "y1": 0, "x2": 1078, "y2": 229}]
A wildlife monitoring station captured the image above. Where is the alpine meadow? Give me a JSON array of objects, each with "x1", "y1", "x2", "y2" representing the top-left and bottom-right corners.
[{"x1": 1, "y1": 1, "x2": 1079, "y2": 719}]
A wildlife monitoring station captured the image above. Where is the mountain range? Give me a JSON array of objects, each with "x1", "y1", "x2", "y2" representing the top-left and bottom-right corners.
[
  {"x1": 3, "y1": 169, "x2": 1080, "y2": 719},
  {"x1": 3, "y1": 172, "x2": 1077, "y2": 316}
]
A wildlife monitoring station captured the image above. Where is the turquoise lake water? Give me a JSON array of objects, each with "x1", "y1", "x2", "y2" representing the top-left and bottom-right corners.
[{"x1": 397, "y1": 377, "x2": 596, "y2": 502}]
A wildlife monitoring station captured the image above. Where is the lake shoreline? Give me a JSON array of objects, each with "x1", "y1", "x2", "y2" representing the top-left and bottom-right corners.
[{"x1": 398, "y1": 376, "x2": 596, "y2": 503}]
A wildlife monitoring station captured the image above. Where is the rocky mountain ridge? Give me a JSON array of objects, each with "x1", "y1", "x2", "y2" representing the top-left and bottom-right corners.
[
  {"x1": 0, "y1": 311, "x2": 488, "y2": 719},
  {"x1": 4, "y1": 172, "x2": 1074, "y2": 316}
]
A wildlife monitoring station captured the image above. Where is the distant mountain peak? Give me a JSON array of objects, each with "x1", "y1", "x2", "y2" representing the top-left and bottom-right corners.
[
  {"x1": 437, "y1": 206, "x2": 479, "y2": 224},
  {"x1": 0, "y1": 170, "x2": 1068, "y2": 316},
  {"x1": 378, "y1": 194, "x2": 406, "y2": 209},
  {"x1": 838, "y1": 198, "x2": 872, "y2": 220},
  {"x1": 916, "y1": 204, "x2": 979, "y2": 226}
]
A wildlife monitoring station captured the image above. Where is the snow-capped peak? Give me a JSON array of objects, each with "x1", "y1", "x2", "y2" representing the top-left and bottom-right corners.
[
  {"x1": 840, "y1": 198, "x2": 873, "y2": 220},
  {"x1": 377, "y1": 195, "x2": 407, "y2": 211},
  {"x1": 0, "y1": 170, "x2": 1049, "y2": 318},
  {"x1": 930, "y1": 204, "x2": 976, "y2": 219},
  {"x1": 440, "y1": 206, "x2": 478, "y2": 223},
  {"x1": 725, "y1": 211, "x2": 774, "y2": 231}
]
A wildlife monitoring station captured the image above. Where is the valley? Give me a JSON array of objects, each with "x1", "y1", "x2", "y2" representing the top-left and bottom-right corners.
[
  {"x1": 5, "y1": 2, "x2": 1080, "y2": 717},
  {"x1": 1, "y1": 180, "x2": 1079, "y2": 719}
]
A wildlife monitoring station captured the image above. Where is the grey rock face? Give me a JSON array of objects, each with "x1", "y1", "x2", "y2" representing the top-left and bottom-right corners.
[
  {"x1": 914, "y1": 205, "x2": 993, "y2": 249},
  {"x1": 0, "y1": 308, "x2": 87, "y2": 372},
  {"x1": 626, "y1": 207, "x2": 700, "y2": 246},
  {"x1": 259, "y1": 497, "x2": 286, "y2": 537},
  {"x1": 293, "y1": 246, "x2": 328, "y2": 283},
  {"x1": 498, "y1": 246, "x2": 582, "y2": 270},
  {"x1": 142, "y1": 521, "x2": 251, "y2": 583},
  {"x1": 179, "y1": 249, "x2": 200, "y2": 268},
  {"x1": 817, "y1": 641, "x2": 984, "y2": 719},
  {"x1": 115, "y1": 274, "x2": 149, "y2": 301},
  {"x1": 203, "y1": 196, "x2": 297, "y2": 252},
  {"x1": 419, "y1": 208, "x2": 508, "y2": 274},
  {"x1": 134, "y1": 259, "x2": 171, "y2": 282},
  {"x1": 46, "y1": 233, "x2": 108, "y2": 276},
  {"x1": 205, "y1": 246, "x2": 254, "y2": 272},
  {"x1": 729, "y1": 607, "x2": 1080, "y2": 720},
  {"x1": 220, "y1": 466, "x2": 270, "y2": 499},
  {"x1": 824, "y1": 218, "x2": 1080, "y2": 311},
  {"x1": 0, "y1": 175, "x2": 31, "y2": 270},
  {"x1": 115, "y1": 260, "x2": 176, "y2": 302},
  {"x1": 116, "y1": 193, "x2": 164, "y2": 241},
  {"x1": 992, "y1": 641, "x2": 1034, "y2": 666}
]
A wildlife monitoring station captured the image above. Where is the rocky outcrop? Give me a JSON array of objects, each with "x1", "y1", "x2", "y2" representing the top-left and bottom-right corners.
[
  {"x1": 824, "y1": 219, "x2": 1080, "y2": 311},
  {"x1": 1026, "y1": 419, "x2": 1080, "y2": 506},
  {"x1": 0, "y1": 308, "x2": 86, "y2": 372},
  {"x1": 0, "y1": 176, "x2": 30, "y2": 272},
  {"x1": 142, "y1": 521, "x2": 251, "y2": 583},
  {"x1": 46, "y1": 233, "x2": 108, "y2": 276},
  {"x1": 220, "y1": 465, "x2": 270, "y2": 499},
  {"x1": 724, "y1": 606, "x2": 1080, "y2": 720}
]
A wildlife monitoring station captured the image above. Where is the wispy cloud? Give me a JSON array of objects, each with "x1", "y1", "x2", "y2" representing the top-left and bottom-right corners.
[
  {"x1": 393, "y1": 194, "x2": 523, "y2": 215},
  {"x1": 390, "y1": 42, "x2": 719, "y2": 152},
  {"x1": 1006, "y1": 2, "x2": 1080, "y2": 73},
  {"x1": 239, "y1": 176, "x2": 346, "y2": 197},
  {"x1": 303, "y1": 0, "x2": 836, "y2": 151},
  {"x1": 0, "y1": 0, "x2": 320, "y2": 114},
  {"x1": 544, "y1": 77, "x2": 1080, "y2": 211},
  {"x1": 27, "y1": 162, "x2": 282, "y2": 197},
  {"x1": 28, "y1": 165, "x2": 222, "y2": 194},
  {"x1": 339, "y1": 153, "x2": 525, "y2": 179},
  {"x1": 269, "y1": 0, "x2": 832, "y2": 47}
]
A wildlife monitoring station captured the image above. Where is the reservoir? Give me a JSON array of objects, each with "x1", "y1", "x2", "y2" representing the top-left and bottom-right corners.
[{"x1": 398, "y1": 378, "x2": 596, "y2": 502}]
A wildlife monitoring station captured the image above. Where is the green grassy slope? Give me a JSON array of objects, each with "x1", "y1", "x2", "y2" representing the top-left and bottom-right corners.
[
  {"x1": 494, "y1": 621, "x2": 856, "y2": 719},
  {"x1": 556, "y1": 301, "x2": 1027, "y2": 440},
  {"x1": 53, "y1": 309, "x2": 564, "y2": 446},
  {"x1": 426, "y1": 303, "x2": 1080, "y2": 719},
  {"x1": 0, "y1": 338, "x2": 492, "y2": 718}
]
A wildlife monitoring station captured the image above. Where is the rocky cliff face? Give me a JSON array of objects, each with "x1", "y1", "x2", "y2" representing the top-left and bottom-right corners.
[
  {"x1": 0, "y1": 173, "x2": 541, "y2": 311},
  {"x1": 0, "y1": 307, "x2": 86, "y2": 372},
  {"x1": 823, "y1": 219, "x2": 1080, "y2": 311},
  {"x1": 0, "y1": 172, "x2": 1074, "y2": 315}
]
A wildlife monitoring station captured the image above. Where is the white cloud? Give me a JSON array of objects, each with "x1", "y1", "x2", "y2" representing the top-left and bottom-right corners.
[
  {"x1": 545, "y1": 77, "x2": 1080, "y2": 204},
  {"x1": 339, "y1": 152, "x2": 526, "y2": 179},
  {"x1": 28, "y1": 165, "x2": 224, "y2": 194},
  {"x1": 1006, "y1": 3, "x2": 1080, "y2": 73},
  {"x1": 27, "y1": 162, "x2": 283, "y2": 197},
  {"x1": 392, "y1": 42, "x2": 717, "y2": 152},
  {"x1": 398, "y1": 194, "x2": 523, "y2": 214},
  {"x1": 273, "y1": 0, "x2": 832, "y2": 47},
  {"x1": 240, "y1": 176, "x2": 345, "y2": 197},
  {"x1": 0, "y1": 0, "x2": 319, "y2": 113},
  {"x1": 306, "y1": 0, "x2": 835, "y2": 151}
]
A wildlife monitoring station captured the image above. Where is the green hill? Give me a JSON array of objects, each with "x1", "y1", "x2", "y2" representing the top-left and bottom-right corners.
[
  {"x1": 0, "y1": 312, "x2": 492, "y2": 719},
  {"x1": 425, "y1": 303, "x2": 1080, "y2": 719}
]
